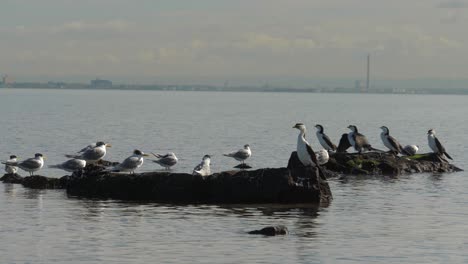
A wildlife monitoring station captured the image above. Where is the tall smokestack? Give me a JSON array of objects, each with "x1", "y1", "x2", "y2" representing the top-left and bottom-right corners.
[{"x1": 365, "y1": 54, "x2": 370, "y2": 93}]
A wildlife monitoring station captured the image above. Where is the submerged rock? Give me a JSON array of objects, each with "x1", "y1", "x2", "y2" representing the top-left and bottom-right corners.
[{"x1": 248, "y1": 225, "x2": 289, "y2": 236}]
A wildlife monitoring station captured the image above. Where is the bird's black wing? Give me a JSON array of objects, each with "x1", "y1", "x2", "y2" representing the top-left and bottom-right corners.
[
  {"x1": 434, "y1": 137, "x2": 446, "y2": 153},
  {"x1": 388, "y1": 135, "x2": 402, "y2": 153},
  {"x1": 305, "y1": 143, "x2": 318, "y2": 165},
  {"x1": 337, "y1": 134, "x2": 351, "y2": 152},
  {"x1": 323, "y1": 133, "x2": 337, "y2": 150},
  {"x1": 435, "y1": 137, "x2": 453, "y2": 160}
]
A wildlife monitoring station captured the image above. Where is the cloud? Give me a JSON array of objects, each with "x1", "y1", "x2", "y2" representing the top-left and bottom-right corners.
[{"x1": 437, "y1": 1, "x2": 468, "y2": 8}]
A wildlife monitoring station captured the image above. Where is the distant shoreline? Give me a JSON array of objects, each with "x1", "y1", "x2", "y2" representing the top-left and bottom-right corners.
[{"x1": 2, "y1": 84, "x2": 468, "y2": 95}]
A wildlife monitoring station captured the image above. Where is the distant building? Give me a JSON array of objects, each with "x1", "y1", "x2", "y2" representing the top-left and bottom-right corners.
[
  {"x1": 91, "y1": 78, "x2": 112, "y2": 88},
  {"x1": 1, "y1": 74, "x2": 14, "y2": 87}
]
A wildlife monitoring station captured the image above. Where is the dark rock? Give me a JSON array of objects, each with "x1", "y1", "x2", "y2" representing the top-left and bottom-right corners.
[
  {"x1": 234, "y1": 163, "x2": 252, "y2": 169},
  {"x1": 22, "y1": 175, "x2": 66, "y2": 189},
  {"x1": 66, "y1": 165, "x2": 331, "y2": 204},
  {"x1": 325, "y1": 152, "x2": 462, "y2": 176},
  {"x1": 287, "y1": 152, "x2": 333, "y2": 204},
  {"x1": 1, "y1": 173, "x2": 24, "y2": 184},
  {"x1": 248, "y1": 225, "x2": 289, "y2": 236}
]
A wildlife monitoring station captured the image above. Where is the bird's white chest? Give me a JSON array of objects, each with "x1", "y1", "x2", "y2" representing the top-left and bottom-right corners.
[
  {"x1": 297, "y1": 136, "x2": 313, "y2": 166},
  {"x1": 428, "y1": 135, "x2": 438, "y2": 152},
  {"x1": 316, "y1": 132, "x2": 328, "y2": 149},
  {"x1": 348, "y1": 132, "x2": 356, "y2": 147},
  {"x1": 381, "y1": 133, "x2": 394, "y2": 150}
]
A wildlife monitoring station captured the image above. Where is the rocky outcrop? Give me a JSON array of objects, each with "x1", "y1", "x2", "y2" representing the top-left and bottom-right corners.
[
  {"x1": 324, "y1": 152, "x2": 462, "y2": 176},
  {"x1": 66, "y1": 163, "x2": 332, "y2": 204},
  {"x1": 248, "y1": 225, "x2": 289, "y2": 236},
  {"x1": 0, "y1": 173, "x2": 23, "y2": 184},
  {"x1": 22, "y1": 175, "x2": 68, "y2": 189}
]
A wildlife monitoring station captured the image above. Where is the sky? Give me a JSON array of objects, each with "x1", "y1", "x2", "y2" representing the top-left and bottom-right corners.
[{"x1": 1, "y1": 0, "x2": 468, "y2": 87}]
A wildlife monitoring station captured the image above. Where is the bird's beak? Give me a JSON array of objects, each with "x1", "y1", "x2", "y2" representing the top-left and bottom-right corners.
[
  {"x1": 106, "y1": 144, "x2": 112, "y2": 148},
  {"x1": 142, "y1": 153, "x2": 150, "y2": 157},
  {"x1": 292, "y1": 125, "x2": 297, "y2": 128},
  {"x1": 43, "y1": 156, "x2": 47, "y2": 160}
]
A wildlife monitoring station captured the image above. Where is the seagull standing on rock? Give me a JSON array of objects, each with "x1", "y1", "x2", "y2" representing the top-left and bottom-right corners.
[
  {"x1": 49, "y1": 159, "x2": 86, "y2": 173},
  {"x1": 109, "y1": 150, "x2": 149, "y2": 174},
  {"x1": 152, "y1": 152, "x2": 178, "y2": 170},
  {"x1": 223, "y1": 144, "x2": 251, "y2": 165},
  {"x1": 66, "y1": 141, "x2": 111, "y2": 163},
  {"x1": 2, "y1": 153, "x2": 45, "y2": 176},
  {"x1": 293, "y1": 123, "x2": 318, "y2": 167},
  {"x1": 4, "y1": 155, "x2": 18, "y2": 174},
  {"x1": 193, "y1": 155, "x2": 211, "y2": 176}
]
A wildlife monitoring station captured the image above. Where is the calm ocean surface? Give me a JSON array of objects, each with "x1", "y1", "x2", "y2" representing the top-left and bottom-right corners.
[{"x1": 0, "y1": 88, "x2": 467, "y2": 263}]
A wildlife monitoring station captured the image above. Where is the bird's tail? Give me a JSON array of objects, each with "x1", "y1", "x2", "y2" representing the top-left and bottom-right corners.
[
  {"x1": 48, "y1": 165, "x2": 61, "y2": 169},
  {"x1": 1, "y1": 161, "x2": 17, "y2": 166},
  {"x1": 365, "y1": 145, "x2": 385, "y2": 152},
  {"x1": 444, "y1": 152, "x2": 453, "y2": 160},
  {"x1": 65, "y1": 154, "x2": 78, "y2": 159},
  {"x1": 151, "y1": 152, "x2": 162, "y2": 158}
]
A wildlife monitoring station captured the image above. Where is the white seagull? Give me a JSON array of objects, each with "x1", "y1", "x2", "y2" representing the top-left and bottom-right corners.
[
  {"x1": 66, "y1": 141, "x2": 111, "y2": 163},
  {"x1": 110, "y1": 150, "x2": 149, "y2": 174},
  {"x1": 293, "y1": 123, "x2": 318, "y2": 167},
  {"x1": 427, "y1": 129, "x2": 453, "y2": 160},
  {"x1": 403, "y1": 145, "x2": 419, "y2": 156},
  {"x1": 223, "y1": 144, "x2": 251, "y2": 165},
  {"x1": 315, "y1": 149, "x2": 330, "y2": 165},
  {"x1": 193, "y1": 155, "x2": 211, "y2": 176},
  {"x1": 2, "y1": 153, "x2": 45, "y2": 176},
  {"x1": 49, "y1": 159, "x2": 86, "y2": 173},
  {"x1": 4, "y1": 155, "x2": 18, "y2": 174},
  {"x1": 152, "y1": 152, "x2": 178, "y2": 170}
]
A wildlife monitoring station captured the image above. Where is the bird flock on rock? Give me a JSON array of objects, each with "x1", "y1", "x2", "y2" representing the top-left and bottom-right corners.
[
  {"x1": 1, "y1": 124, "x2": 452, "y2": 176},
  {"x1": 1, "y1": 142, "x2": 252, "y2": 177},
  {"x1": 294, "y1": 123, "x2": 452, "y2": 168}
]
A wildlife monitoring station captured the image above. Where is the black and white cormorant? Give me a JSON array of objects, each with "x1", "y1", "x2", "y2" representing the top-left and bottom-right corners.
[
  {"x1": 380, "y1": 126, "x2": 411, "y2": 155},
  {"x1": 315, "y1": 124, "x2": 337, "y2": 152},
  {"x1": 293, "y1": 123, "x2": 318, "y2": 166},
  {"x1": 347, "y1": 125, "x2": 373, "y2": 153},
  {"x1": 427, "y1": 129, "x2": 453, "y2": 160}
]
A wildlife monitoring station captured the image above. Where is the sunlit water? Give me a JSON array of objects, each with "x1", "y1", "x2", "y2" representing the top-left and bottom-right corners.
[{"x1": 0, "y1": 89, "x2": 467, "y2": 263}]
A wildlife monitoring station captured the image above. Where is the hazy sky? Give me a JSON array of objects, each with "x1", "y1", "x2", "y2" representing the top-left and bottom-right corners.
[{"x1": 1, "y1": 0, "x2": 467, "y2": 85}]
